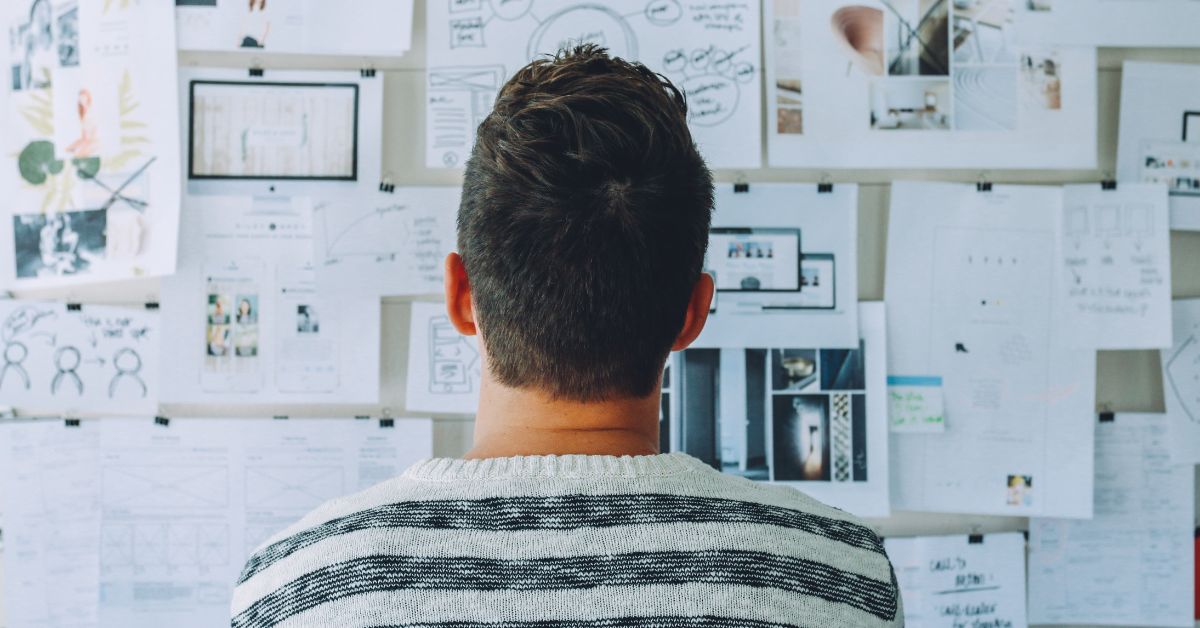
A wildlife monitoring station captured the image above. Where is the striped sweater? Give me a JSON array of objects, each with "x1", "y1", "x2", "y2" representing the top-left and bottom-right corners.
[{"x1": 232, "y1": 453, "x2": 902, "y2": 627}]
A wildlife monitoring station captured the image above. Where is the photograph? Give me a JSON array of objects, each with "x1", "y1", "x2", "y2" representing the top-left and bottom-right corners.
[
  {"x1": 234, "y1": 294, "x2": 258, "y2": 357},
  {"x1": 296, "y1": 304, "x2": 319, "y2": 333},
  {"x1": 1020, "y1": 50, "x2": 1062, "y2": 111},
  {"x1": 773, "y1": 5, "x2": 805, "y2": 133},
  {"x1": 1006, "y1": 474, "x2": 1033, "y2": 506},
  {"x1": 869, "y1": 78, "x2": 952, "y2": 130},
  {"x1": 771, "y1": 348, "x2": 818, "y2": 391},
  {"x1": 677, "y1": 348, "x2": 770, "y2": 481},
  {"x1": 952, "y1": 0, "x2": 1017, "y2": 64},
  {"x1": 881, "y1": 0, "x2": 949, "y2": 76},
  {"x1": 820, "y1": 343, "x2": 866, "y2": 390},
  {"x1": 772, "y1": 394, "x2": 831, "y2": 481},
  {"x1": 953, "y1": 65, "x2": 1017, "y2": 130},
  {"x1": 830, "y1": 4, "x2": 884, "y2": 76},
  {"x1": 12, "y1": 208, "x2": 107, "y2": 278}
]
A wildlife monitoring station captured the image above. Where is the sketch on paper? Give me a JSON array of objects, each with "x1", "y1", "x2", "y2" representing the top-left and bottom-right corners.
[
  {"x1": 2, "y1": 0, "x2": 181, "y2": 288},
  {"x1": 406, "y1": 302, "x2": 482, "y2": 414},
  {"x1": 429, "y1": 314, "x2": 479, "y2": 395},
  {"x1": 426, "y1": 0, "x2": 763, "y2": 168},
  {"x1": 0, "y1": 301, "x2": 158, "y2": 413}
]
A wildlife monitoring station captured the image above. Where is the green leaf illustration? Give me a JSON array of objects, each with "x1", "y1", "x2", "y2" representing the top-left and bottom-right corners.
[{"x1": 18, "y1": 141, "x2": 63, "y2": 185}]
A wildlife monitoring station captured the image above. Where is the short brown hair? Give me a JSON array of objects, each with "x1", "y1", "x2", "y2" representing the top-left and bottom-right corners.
[{"x1": 458, "y1": 45, "x2": 713, "y2": 401}]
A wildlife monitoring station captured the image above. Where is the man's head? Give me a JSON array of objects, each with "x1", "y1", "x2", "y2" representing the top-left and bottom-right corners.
[{"x1": 447, "y1": 44, "x2": 714, "y2": 402}]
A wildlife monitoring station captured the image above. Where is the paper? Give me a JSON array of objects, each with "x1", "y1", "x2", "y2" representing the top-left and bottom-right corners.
[
  {"x1": 887, "y1": 376, "x2": 945, "y2": 433},
  {"x1": 886, "y1": 532, "x2": 1027, "y2": 628},
  {"x1": 886, "y1": 182, "x2": 1096, "y2": 518},
  {"x1": 695, "y1": 183, "x2": 859, "y2": 349},
  {"x1": 177, "y1": 67, "x2": 383, "y2": 198},
  {"x1": 176, "y1": 0, "x2": 413, "y2": 56},
  {"x1": 1056, "y1": 183, "x2": 1172, "y2": 349},
  {"x1": 0, "y1": 301, "x2": 159, "y2": 415},
  {"x1": 1117, "y1": 62, "x2": 1200, "y2": 231},
  {"x1": 160, "y1": 195, "x2": 381, "y2": 404},
  {"x1": 668, "y1": 302, "x2": 890, "y2": 517},
  {"x1": 1028, "y1": 413, "x2": 1195, "y2": 627},
  {"x1": 313, "y1": 188, "x2": 460, "y2": 297},
  {"x1": 1016, "y1": 0, "x2": 1200, "y2": 47},
  {"x1": 765, "y1": 0, "x2": 1097, "y2": 168},
  {"x1": 0, "y1": 419, "x2": 101, "y2": 628},
  {"x1": 0, "y1": 0, "x2": 182, "y2": 289},
  {"x1": 1161, "y1": 299, "x2": 1200, "y2": 465},
  {"x1": 406, "y1": 301, "x2": 482, "y2": 415},
  {"x1": 424, "y1": 0, "x2": 763, "y2": 169}
]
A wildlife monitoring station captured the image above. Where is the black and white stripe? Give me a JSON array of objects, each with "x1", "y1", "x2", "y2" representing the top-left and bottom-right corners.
[
  {"x1": 238, "y1": 494, "x2": 886, "y2": 584},
  {"x1": 233, "y1": 550, "x2": 897, "y2": 628}
]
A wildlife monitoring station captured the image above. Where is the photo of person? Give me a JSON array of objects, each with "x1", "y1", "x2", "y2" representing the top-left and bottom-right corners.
[
  {"x1": 296, "y1": 304, "x2": 319, "y2": 333},
  {"x1": 65, "y1": 88, "x2": 98, "y2": 157},
  {"x1": 208, "y1": 293, "x2": 231, "y2": 325},
  {"x1": 771, "y1": 349, "x2": 818, "y2": 391},
  {"x1": 1006, "y1": 474, "x2": 1033, "y2": 506},
  {"x1": 234, "y1": 294, "x2": 258, "y2": 357},
  {"x1": 10, "y1": 0, "x2": 55, "y2": 91},
  {"x1": 239, "y1": 0, "x2": 271, "y2": 48},
  {"x1": 772, "y1": 394, "x2": 830, "y2": 481},
  {"x1": 12, "y1": 209, "x2": 106, "y2": 278}
]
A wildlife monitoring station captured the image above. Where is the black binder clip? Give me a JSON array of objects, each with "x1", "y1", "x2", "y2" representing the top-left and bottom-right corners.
[
  {"x1": 144, "y1": 302, "x2": 159, "y2": 310},
  {"x1": 976, "y1": 181, "x2": 992, "y2": 192},
  {"x1": 733, "y1": 182, "x2": 749, "y2": 193},
  {"x1": 64, "y1": 418, "x2": 81, "y2": 427},
  {"x1": 248, "y1": 67, "x2": 264, "y2": 77},
  {"x1": 968, "y1": 533, "x2": 984, "y2": 544},
  {"x1": 66, "y1": 302, "x2": 82, "y2": 311},
  {"x1": 154, "y1": 416, "x2": 170, "y2": 427},
  {"x1": 379, "y1": 171, "x2": 395, "y2": 193},
  {"x1": 817, "y1": 182, "x2": 834, "y2": 193},
  {"x1": 379, "y1": 417, "x2": 395, "y2": 428},
  {"x1": 1101, "y1": 180, "x2": 1118, "y2": 191},
  {"x1": 1099, "y1": 411, "x2": 1115, "y2": 423},
  {"x1": 360, "y1": 68, "x2": 376, "y2": 78}
]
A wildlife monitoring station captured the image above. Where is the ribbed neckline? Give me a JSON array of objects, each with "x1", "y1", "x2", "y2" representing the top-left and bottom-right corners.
[{"x1": 402, "y1": 452, "x2": 713, "y2": 481}]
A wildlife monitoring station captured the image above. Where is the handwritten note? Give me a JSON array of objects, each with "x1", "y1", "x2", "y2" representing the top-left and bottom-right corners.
[
  {"x1": 888, "y1": 375, "x2": 945, "y2": 433},
  {"x1": 1057, "y1": 183, "x2": 1172, "y2": 349},
  {"x1": 886, "y1": 532, "x2": 1028, "y2": 628}
]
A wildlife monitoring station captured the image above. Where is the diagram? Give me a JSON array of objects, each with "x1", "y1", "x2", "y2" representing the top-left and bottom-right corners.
[
  {"x1": 244, "y1": 465, "x2": 344, "y2": 510},
  {"x1": 426, "y1": 0, "x2": 762, "y2": 169},
  {"x1": 102, "y1": 522, "x2": 229, "y2": 568},
  {"x1": 429, "y1": 314, "x2": 480, "y2": 394},
  {"x1": 102, "y1": 465, "x2": 229, "y2": 510}
]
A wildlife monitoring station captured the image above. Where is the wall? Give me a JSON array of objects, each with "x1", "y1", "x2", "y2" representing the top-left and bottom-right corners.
[{"x1": 5, "y1": 4, "x2": 1200, "y2": 624}]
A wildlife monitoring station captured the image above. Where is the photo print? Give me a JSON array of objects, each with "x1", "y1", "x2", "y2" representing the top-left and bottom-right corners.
[
  {"x1": 869, "y1": 78, "x2": 951, "y2": 130},
  {"x1": 234, "y1": 294, "x2": 259, "y2": 357},
  {"x1": 1006, "y1": 474, "x2": 1033, "y2": 506},
  {"x1": 296, "y1": 304, "x2": 319, "y2": 333},
  {"x1": 952, "y1": 0, "x2": 1017, "y2": 65},
  {"x1": 882, "y1": 0, "x2": 949, "y2": 76},
  {"x1": 773, "y1": 1, "x2": 804, "y2": 134},
  {"x1": 12, "y1": 208, "x2": 106, "y2": 278},
  {"x1": 1020, "y1": 49, "x2": 1062, "y2": 111}
]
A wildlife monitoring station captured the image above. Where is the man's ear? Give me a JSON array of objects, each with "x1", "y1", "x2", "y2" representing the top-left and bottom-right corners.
[
  {"x1": 671, "y1": 272, "x2": 714, "y2": 351},
  {"x1": 444, "y1": 252, "x2": 477, "y2": 336}
]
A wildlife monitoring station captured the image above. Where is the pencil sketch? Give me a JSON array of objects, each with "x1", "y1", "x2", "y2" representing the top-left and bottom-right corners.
[
  {"x1": 109, "y1": 347, "x2": 147, "y2": 398},
  {"x1": 51, "y1": 345, "x2": 83, "y2": 396},
  {"x1": 429, "y1": 314, "x2": 480, "y2": 394}
]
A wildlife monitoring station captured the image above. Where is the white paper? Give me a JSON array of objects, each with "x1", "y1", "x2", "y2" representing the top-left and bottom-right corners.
[
  {"x1": 1028, "y1": 413, "x2": 1195, "y2": 627},
  {"x1": 886, "y1": 182, "x2": 1096, "y2": 518},
  {"x1": 887, "y1": 376, "x2": 945, "y2": 433},
  {"x1": 1117, "y1": 62, "x2": 1200, "y2": 231},
  {"x1": 160, "y1": 196, "x2": 380, "y2": 404},
  {"x1": 176, "y1": 0, "x2": 413, "y2": 56},
  {"x1": 886, "y1": 533, "x2": 1027, "y2": 628},
  {"x1": 313, "y1": 188, "x2": 460, "y2": 297},
  {"x1": 0, "y1": 0, "x2": 182, "y2": 288},
  {"x1": 406, "y1": 301, "x2": 482, "y2": 415},
  {"x1": 1161, "y1": 299, "x2": 1200, "y2": 465},
  {"x1": 177, "y1": 67, "x2": 383, "y2": 199},
  {"x1": 1056, "y1": 183, "x2": 1172, "y2": 349},
  {"x1": 0, "y1": 301, "x2": 159, "y2": 415},
  {"x1": 1016, "y1": 0, "x2": 1200, "y2": 47},
  {"x1": 669, "y1": 302, "x2": 890, "y2": 517},
  {"x1": 424, "y1": 0, "x2": 763, "y2": 169},
  {"x1": 0, "y1": 419, "x2": 101, "y2": 628},
  {"x1": 765, "y1": 0, "x2": 1097, "y2": 168},
  {"x1": 695, "y1": 183, "x2": 859, "y2": 349}
]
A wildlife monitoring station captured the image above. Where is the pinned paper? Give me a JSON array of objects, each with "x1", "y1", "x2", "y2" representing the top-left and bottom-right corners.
[{"x1": 888, "y1": 375, "x2": 945, "y2": 433}]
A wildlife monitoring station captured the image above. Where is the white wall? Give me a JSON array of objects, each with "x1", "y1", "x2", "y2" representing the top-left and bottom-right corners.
[{"x1": 4, "y1": 3, "x2": 1199, "y2": 625}]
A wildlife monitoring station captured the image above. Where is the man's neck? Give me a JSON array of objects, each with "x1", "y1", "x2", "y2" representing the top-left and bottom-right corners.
[{"x1": 464, "y1": 377, "x2": 661, "y2": 459}]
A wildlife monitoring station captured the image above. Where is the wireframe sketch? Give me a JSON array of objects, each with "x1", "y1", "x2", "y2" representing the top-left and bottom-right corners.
[
  {"x1": 109, "y1": 347, "x2": 147, "y2": 398},
  {"x1": 426, "y1": 0, "x2": 762, "y2": 168},
  {"x1": 1165, "y1": 334, "x2": 1200, "y2": 424},
  {"x1": 245, "y1": 465, "x2": 344, "y2": 510},
  {"x1": 429, "y1": 314, "x2": 479, "y2": 394},
  {"x1": 102, "y1": 465, "x2": 230, "y2": 510}
]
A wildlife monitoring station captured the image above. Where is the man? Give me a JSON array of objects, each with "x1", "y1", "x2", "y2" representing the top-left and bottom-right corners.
[{"x1": 232, "y1": 45, "x2": 901, "y2": 627}]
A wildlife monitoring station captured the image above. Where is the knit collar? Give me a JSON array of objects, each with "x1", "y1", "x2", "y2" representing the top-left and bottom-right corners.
[{"x1": 402, "y1": 452, "x2": 713, "y2": 481}]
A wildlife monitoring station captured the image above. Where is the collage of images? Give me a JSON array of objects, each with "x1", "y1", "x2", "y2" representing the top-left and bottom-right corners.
[
  {"x1": 774, "y1": 0, "x2": 1064, "y2": 134},
  {"x1": 661, "y1": 343, "x2": 869, "y2": 483}
]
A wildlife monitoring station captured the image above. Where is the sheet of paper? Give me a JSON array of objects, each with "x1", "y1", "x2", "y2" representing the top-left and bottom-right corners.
[
  {"x1": 765, "y1": 0, "x2": 1097, "y2": 168},
  {"x1": 160, "y1": 195, "x2": 380, "y2": 404},
  {"x1": 176, "y1": 0, "x2": 412, "y2": 56},
  {"x1": 886, "y1": 532, "x2": 1027, "y2": 628},
  {"x1": 669, "y1": 302, "x2": 890, "y2": 517},
  {"x1": 424, "y1": 0, "x2": 762, "y2": 169},
  {"x1": 1117, "y1": 62, "x2": 1200, "y2": 231},
  {"x1": 1015, "y1": 0, "x2": 1200, "y2": 47},
  {"x1": 1056, "y1": 183, "x2": 1172, "y2": 349},
  {"x1": 177, "y1": 67, "x2": 383, "y2": 199},
  {"x1": 886, "y1": 182, "x2": 1096, "y2": 518},
  {"x1": 0, "y1": 301, "x2": 159, "y2": 415},
  {"x1": 1161, "y1": 299, "x2": 1200, "y2": 465},
  {"x1": 0, "y1": 419, "x2": 102, "y2": 628},
  {"x1": 1028, "y1": 413, "x2": 1195, "y2": 627},
  {"x1": 695, "y1": 183, "x2": 859, "y2": 349},
  {"x1": 313, "y1": 188, "x2": 459, "y2": 297},
  {"x1": 887, "y1": 376, "x2": 945, "y2": 433},
  {"x1": 406, "y1": 301, "x2": 482, "y2": 415},
  {"x1": 0, "y1": 1, "x2": 182, "y2": 289},
  {"x1": 96, "y1": 416, "x2": 432, "y2": 628}
]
